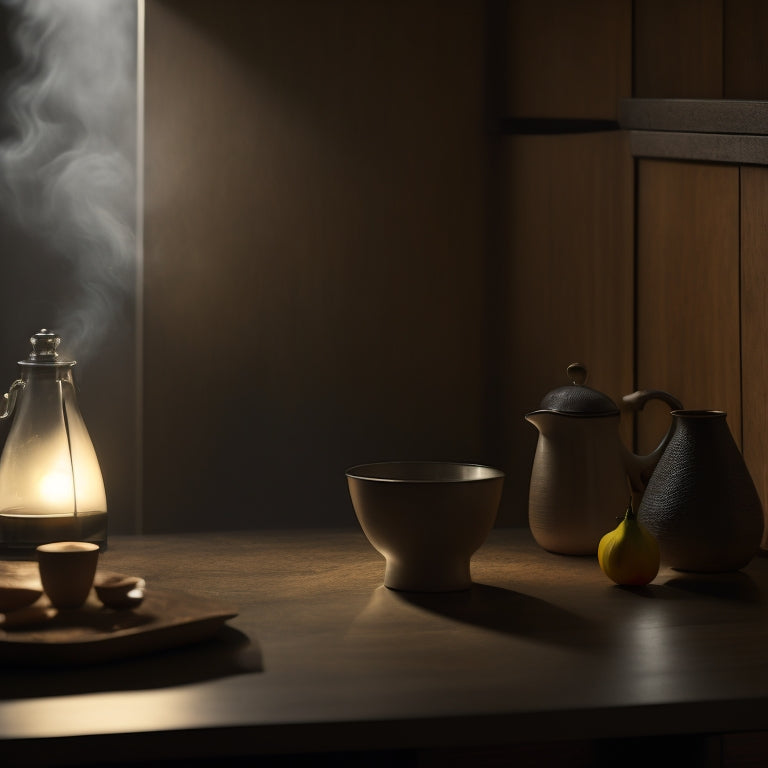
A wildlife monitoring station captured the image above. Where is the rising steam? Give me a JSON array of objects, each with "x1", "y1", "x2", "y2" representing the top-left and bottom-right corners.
[{"x1": 0, "y1": 0, "x2": 137, "y2": 359}]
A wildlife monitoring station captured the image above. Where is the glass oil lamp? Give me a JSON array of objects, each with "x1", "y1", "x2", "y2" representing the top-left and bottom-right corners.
[{"x1": 0, "y1": 329, "x2": 107, "y2": 553}]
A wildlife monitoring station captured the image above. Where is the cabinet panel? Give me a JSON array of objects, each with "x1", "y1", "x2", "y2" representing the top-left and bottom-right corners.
[
  {"x1": 741, "y1": 166, "x2": 768, "y2": 547},
  {"x1": 501, "y1": 132, "x2": 634, "y2": 526},
  {"x1": 634, "y1": 0, "x2": 723, "y2": 98},
  {"x1": 636, "y1": 160, "x2": 740, "y2": 453},
  {"x1": 505, "y1": 0, "x2": 631, "y2": 119},
  {"x1": 724, "y1": 0, "x2": 768, "y2": 99}
]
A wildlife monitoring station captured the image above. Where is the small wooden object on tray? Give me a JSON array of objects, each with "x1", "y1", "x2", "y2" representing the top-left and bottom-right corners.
[{"x1": 0, "y1": 562, "x2": 237, "y2": 665}]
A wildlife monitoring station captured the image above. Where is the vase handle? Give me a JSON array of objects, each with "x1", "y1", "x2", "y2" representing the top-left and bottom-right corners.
[{"x1": 622, "y1": 389, "x2": 683, "y2": 492}]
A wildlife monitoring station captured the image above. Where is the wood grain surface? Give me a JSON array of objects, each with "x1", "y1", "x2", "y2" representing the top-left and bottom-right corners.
[
  {"x1": 634, "y1": 0, "x2": 723, "y2": 98},
  {"x1": 2, "y1": 529, "x2": 768, "y2": 765},
  {"x1": 741, "y1": 166, "x2": 768, "y2": 548},
  {"x1": 724, "y1": 0, "x2": 768, "y2": 99},
  {"x1": 142, "y1": 0, "x2": 491, "y2": 533},
  {"x1": 0, "y1": 579, "x2": 237, "y2": 665},
  {"x1": 636, "y1": 159, "x2": 741, "y2": 452},
  {"x1": 505, "y1": 0, "x2": 631, "y2": 119}
]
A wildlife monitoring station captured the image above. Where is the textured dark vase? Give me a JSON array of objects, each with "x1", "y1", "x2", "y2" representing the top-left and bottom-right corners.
[{"x1": 638, "y1": 410, "x2": 764, "y2": 572}]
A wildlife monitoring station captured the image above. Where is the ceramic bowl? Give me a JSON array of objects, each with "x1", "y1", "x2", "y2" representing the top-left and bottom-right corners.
[
  {"x1": 346, "y1": 461, "x2": 504, "y2": 592},
  {"x1": 94, "y1": 572, "x2": 146, "y2": 609}
]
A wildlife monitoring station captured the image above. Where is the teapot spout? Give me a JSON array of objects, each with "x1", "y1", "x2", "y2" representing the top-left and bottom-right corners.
[{"x1": 525, "y1": 409, "x2": 557, "y2": 435}]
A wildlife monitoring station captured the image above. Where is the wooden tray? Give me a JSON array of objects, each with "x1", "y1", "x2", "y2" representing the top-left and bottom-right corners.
[{"x1": 0, "y1": 565, "x2": 238, "y2": 666}]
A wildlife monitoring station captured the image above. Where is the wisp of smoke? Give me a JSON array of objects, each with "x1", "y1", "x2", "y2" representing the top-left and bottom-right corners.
[{"x1": 0, "y1": 0, "x2": 137, "y2": 360}]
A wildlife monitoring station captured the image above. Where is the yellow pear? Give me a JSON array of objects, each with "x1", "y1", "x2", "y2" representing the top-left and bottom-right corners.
[{"x1": 598, "y1": 497, "x2": 660, "y2": 586}]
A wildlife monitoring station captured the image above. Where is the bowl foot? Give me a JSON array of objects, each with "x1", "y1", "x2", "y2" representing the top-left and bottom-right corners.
[{"x1": 383, "y1": 559, "x2": 472, "y2": 592}]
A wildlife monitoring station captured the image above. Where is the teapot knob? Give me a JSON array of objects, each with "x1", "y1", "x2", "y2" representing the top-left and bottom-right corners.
[
  {"x1": 29, "y1": 329, "x2": 60, "y2": 361},
  {"x1": 567, "y1": 363, "x2": 588, "y2": 386}
]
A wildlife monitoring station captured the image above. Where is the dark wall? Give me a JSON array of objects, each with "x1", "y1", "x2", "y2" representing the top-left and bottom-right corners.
[{"x1": 142, "y1": 0, "x2": 494, "y2": 531}]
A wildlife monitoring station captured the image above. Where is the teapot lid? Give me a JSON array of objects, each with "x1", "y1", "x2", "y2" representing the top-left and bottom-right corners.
[
  {"x1": 537, "y1": 363, "x2": 619, "y2": 416},
  {"x1": 19, "y1": 329, "x2": 74, "y2": 367}
]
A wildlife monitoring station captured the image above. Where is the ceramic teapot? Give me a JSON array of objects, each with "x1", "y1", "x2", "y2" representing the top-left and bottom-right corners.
[{"x1": 525, "y1": 363, "x2": 682, "y2": 555}]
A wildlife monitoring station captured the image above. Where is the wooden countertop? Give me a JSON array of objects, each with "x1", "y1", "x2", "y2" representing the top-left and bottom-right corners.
[{"x1": 2, "y1": 528, "x2": 768, "y2": 765}]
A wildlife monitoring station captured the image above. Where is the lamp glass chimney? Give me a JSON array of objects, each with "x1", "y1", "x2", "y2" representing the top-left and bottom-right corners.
[{"x1": 0, "y1": 330, "x2": 107, "y2": 553}]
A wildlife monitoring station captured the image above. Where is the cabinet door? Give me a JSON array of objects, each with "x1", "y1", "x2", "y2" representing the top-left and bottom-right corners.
[
  {"x1": 636, "y1": 160, "x2": 741, "y2": 452},
  {"x1": 741, "y1": 166, "x2": 768, "y2": 547}
]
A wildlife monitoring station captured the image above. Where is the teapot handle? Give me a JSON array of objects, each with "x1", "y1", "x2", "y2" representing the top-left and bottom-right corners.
[
  {"x1": 621, "y1": 389, "x2": 683, "y2": 492},
  {"x1": 0, "y1": 379, "x2": 24, "y2": 420},
  {"x1": 622, "y1": 388, "x2": 683, "y2": 413}
]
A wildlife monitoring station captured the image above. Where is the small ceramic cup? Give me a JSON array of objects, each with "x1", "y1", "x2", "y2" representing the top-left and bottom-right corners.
[{"x1": 36, "y1": 541, "x2": 100, "y2": 609}]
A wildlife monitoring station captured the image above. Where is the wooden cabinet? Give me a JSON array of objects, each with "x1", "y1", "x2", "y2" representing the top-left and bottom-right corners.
[
  {"x1": 636, "y1": 160, "x2": 741, "y2": 451},
  {"x1": 632, "y1": 158, "x2": 768, "y2": 546},
  {"x1": 633, "y1": 157, "x2": 768, "y2": 544},
  {"x1": 741, "y1": 167, "x2": 768, "y2": 547},
  {"x1": 625, "y1": 3, "x2": 768, "y2": 542}
]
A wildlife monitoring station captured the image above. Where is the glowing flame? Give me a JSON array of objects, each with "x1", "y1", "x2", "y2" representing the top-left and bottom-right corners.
[{"x1": 38, "y1": 471, "x2": 73, "y2": 505}]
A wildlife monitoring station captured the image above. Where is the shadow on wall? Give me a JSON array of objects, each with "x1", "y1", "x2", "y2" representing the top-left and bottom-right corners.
[{"x1": 141, "y1": 0, "x2": 501, "y2": 531}]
